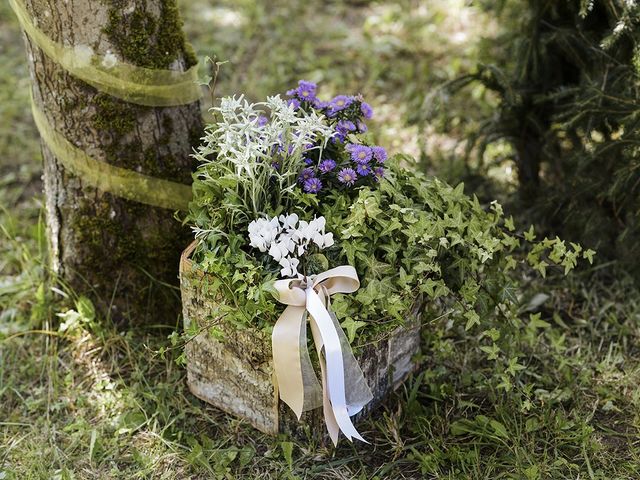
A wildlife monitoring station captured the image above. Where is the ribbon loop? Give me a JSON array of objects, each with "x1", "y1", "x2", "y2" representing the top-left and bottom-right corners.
[
  {"x1": 273, "y1": 279, "x2": 307, "y2": 306},
  {"x1": 272, "y1": 266, "x2": 373, "y2": 445}
]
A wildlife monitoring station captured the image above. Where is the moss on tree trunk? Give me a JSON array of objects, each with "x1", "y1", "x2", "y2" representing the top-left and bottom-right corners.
[{"x1": 21, "y1": 0, "x2": 203, "y2": 325}]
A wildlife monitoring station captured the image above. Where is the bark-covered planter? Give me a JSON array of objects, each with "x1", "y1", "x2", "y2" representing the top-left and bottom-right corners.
[{"x1": 179, "y1": 241, "x2": 422, "y2": 438}]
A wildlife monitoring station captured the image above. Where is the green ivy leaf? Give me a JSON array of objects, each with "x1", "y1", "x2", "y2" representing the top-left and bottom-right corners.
[
  {"x1": 534, "y1": 260, "x2": 548, "y2": 278},
  {"x1": 583, "y1": 249, "x2": 596, "y2": 264},
  {"x1": 506, "y1": 357, "x2": 526, "y2": 376},
  {"x1": 524, "y1": 225, "x2": 536, "y2": 242},
  {"x1": 341, "y1": 318, "x2": 368, "y2": 344},
  {"x1": 464, "y1": 310, "x2": 480, "y2": 331},
  {"x1": 504, "y1": 215, "x2": 515, "y2": 231},
  {"x1": 419, "y1": 278, "x2": 449, "y2": 299},
  {"x1": 480, "y1": 343, "x2": 501, "y2": 360},
  {"x1": 527, "y1": 313, "x2": 550, "y2": 330}
]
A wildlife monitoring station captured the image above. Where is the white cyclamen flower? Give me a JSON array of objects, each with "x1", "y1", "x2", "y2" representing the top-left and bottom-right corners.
[
  {"x1": 247, "y1": 214, "x2": 334, "y2": 278},
  {"x1": 323, "y1": 232, "x2": 334, "y2": 248},
  {"x1": 268, "y1": 243, "x2": 283, "y2": 261},
  {"x1": 279, "y1": 257, "x2": 300, "y2": 278},
  {"x1": 279, "y1": 213, "x2": 299, "y2": 230}
]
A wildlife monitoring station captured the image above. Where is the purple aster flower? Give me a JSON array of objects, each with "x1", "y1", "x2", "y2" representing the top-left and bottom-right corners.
[
  {"x1": 337, "y1": 120, "x2": 356, "y2": 133},
  {"x1": 297, "y1": 80, "x2": 317, "y2": 98},
  {"x1": 312, "y1": 99, "x2": 329, "y2": 109},
  {"x1": 371, "y1": 146, "x2": 387, "y2": 163},
  {"x1": 373, "y1": 166, "x2": 385, "y2": 180},
  {"x1": 360, "y1": 102, "x2": 373, "y2": 119},
  {"x1": 337, "y1": 168, "x2": 358, "y2": 186},
  {"x1": 303, "y1": 157, "x2": 314, "y2": 166},
  {"x1": 286, "y1": 80, "x2": 320, "y2": 107},
  {"x1": 356, "y1": 163, "x2": 372, "y2": 176},
  {"x1": 333, "y1": 120, "x2": 356, "y2": 142},
  {"x1": 288, "y1": 98, "x2": 301, "y2": 109},
  {"x1": 347, "y1": 144, "x2": 372, "y2": 164},
  {"x1": 303, "y1": 177, "x2": 323, "y2": 193},
  {"x1": 336, "y1": 120, "x2": 356, "y2": 137},
  {"x1": 257, "y1": 115, "x2": 269, "y2": 127},
  {"x1": 298, "y1": 167, "x2": 315, "y2": 183},
  {"x1": 287, "y1": 80, "x2": 317, "y2": 96},
  {"x1": 318, "y1": 159, "x2": 337, "y2": 173},
  {"x1": 328, "y1": 95, "x2": 354, "y2": 115},
  {"x1": 356, "y1": 120, "x2": 368, "y2": 133}
]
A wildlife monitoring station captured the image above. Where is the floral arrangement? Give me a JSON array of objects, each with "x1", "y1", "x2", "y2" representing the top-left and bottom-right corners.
[
  {"x1": 188, "y1": 79, "x2": 593, "y2": 361},
  {"x1": 186, "y1": 80, "x2": 594, "y2": 443}
]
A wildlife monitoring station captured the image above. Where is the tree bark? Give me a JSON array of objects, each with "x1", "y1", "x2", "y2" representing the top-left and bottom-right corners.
[{"x1": 21, "y1": 0, "x2": 202, "y2": 324}]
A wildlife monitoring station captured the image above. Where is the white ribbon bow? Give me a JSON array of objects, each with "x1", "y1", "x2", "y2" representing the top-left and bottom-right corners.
[{"x1": 272, "y1": 266, "x2": 373, "y2": 445}]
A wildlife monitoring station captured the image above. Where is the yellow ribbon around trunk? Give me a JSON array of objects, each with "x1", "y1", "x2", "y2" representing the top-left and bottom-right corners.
[
  {"x1": 30, "y1": 99, "x2": 193, "y2": 211},
  {"x1": 9, "y1": 0, "x2": 202, "y2": 107},
  {"x1": 272, "y1": 266, "x2": 373, "y2": 445}
]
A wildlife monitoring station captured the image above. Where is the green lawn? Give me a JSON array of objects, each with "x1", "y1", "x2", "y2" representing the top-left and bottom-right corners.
[{"x1": 2, "y1": 1, "x2": 640, "y2": 478}]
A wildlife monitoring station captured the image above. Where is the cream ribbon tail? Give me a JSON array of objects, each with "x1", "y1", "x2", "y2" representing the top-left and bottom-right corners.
[{"x1": 272, "y1": 266, "x2": 373, "y2": 446}]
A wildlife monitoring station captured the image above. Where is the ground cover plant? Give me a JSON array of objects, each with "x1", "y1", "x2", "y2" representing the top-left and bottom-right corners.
[{"x1": 2, "y1": 1, "x2": 640, "y2": 479}]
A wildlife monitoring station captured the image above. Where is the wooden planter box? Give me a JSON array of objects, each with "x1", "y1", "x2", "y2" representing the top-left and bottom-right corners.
[{"x1": 179, "y1": 241, "x2": 422, "y2": 438}]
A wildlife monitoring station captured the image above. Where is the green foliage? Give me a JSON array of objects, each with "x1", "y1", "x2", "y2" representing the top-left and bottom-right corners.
[
  {"x1": 460, "y1": 0, "x2": 640, "y2": 274},
  {"x1": 3, "y1": 265, "x2": 640, "y2": 479},
  {"x1": 190, "y1": 152, "x2": 587, "y2": 357}
]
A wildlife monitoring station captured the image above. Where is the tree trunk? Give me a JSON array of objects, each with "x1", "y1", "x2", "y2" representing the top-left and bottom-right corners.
[{"x1": 20, "y1": 0, "x2": 202, "y2": 324}]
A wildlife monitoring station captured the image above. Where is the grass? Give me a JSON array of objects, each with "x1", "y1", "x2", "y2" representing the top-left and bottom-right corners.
[{"x1": 2, "y1": 0, "x2": 640, "y2": 478}]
